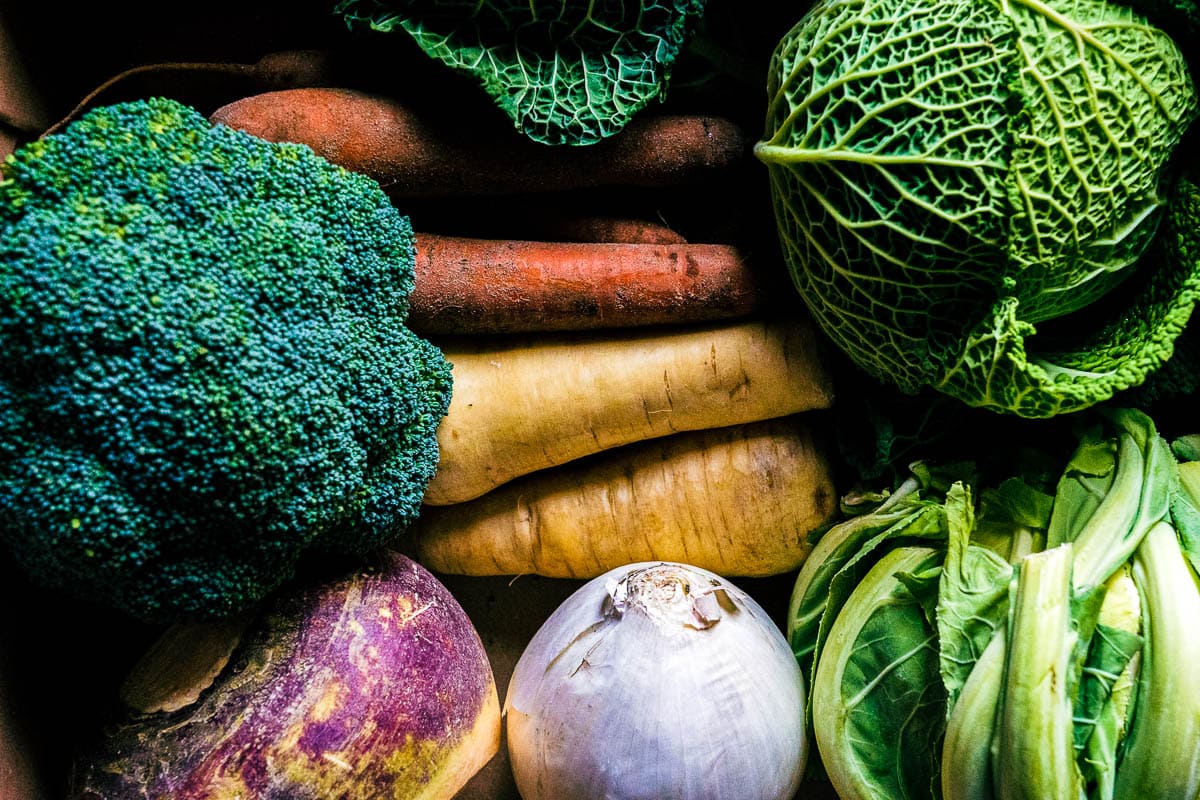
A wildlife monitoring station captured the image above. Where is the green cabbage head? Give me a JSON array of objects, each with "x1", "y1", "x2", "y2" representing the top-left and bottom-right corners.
[{"x1": 756, "y1": 0, "x2": 1200, "y2": 418}]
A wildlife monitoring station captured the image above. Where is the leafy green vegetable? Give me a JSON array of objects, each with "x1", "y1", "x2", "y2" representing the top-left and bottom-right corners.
[
  {"x1": 1074, "y1": 622, "x2": 1141, "y2": 783},
  {"x1": 757, "y1": 0, "x2": 1199, "y2": 417},
  {"x1": 811, "y1": 546, "x2": 947, "y2": 800},
  {"x1": 995, "y1": 545, "x2": 1082, "y2": 800},
  {"x1": 0, "y1": 99, "x2": 452, "y2": 622},
  {"x1": 1111, "y1": 520, "x2": 1200, "y2": 799},
  {"x1": 935, "y1": 488, "x2": 1012, "y2": 714},
  {"x1": 795, "y1": 408, "x2": 1200, "y2": 800},
  {"x1": 787, "y1": 472, "x2": 952, "y2": 725},
  {"x1": 335, "y1": 0, "x2": 707, "y2": 145}
]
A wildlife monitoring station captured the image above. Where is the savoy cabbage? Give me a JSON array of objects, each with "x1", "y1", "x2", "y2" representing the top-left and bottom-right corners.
[
  {"x1": 756, "y1": 0, "x2": 1199, "y2": 418},
  {"x1": 335, "y1": 0, "x2": 707, "y2": 146}
]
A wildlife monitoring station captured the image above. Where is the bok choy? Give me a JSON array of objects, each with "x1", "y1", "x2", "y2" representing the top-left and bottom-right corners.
[{"x1": 791, "y1": 408, "x2": 1200, "y2": 800}]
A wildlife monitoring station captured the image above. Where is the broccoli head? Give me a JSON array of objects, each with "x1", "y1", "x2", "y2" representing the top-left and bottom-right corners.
[{"x1": 0, "y1": 98, "x2": 453, "y2": 622}]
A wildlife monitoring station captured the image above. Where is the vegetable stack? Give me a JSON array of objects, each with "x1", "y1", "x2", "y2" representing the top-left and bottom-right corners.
[
  {"x1": 790, "y1": 408, "x2": 1200, "y2": 800},
  {"x1": 207, "y1": 79, "x2": 843, "y2": 584}
]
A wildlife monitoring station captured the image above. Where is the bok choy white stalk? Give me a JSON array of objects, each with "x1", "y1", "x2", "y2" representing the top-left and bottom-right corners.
[
  {"x1": 1112, "y1": 521, "x2": 1200, "y2": 799},
  {"x1": 995, "y1": 544, "x2": 1082, "y2": 800}
]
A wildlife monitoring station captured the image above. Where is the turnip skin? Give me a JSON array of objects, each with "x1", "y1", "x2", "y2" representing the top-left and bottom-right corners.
[{"x1": 70, "y1": 552, "x2": 500, "y2": 800}]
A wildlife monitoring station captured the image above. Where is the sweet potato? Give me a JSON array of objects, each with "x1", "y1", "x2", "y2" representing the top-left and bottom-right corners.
[
  {"x1": 70, "y1": 552, "x2": 500, "y2": 800},
  {"x1": 209, "y1": 88, "x2": 746, "y2": 198},
  {"x1": 414, "y1": 416, "x2": 836, "y2": 579},
  {"x1": 424, "y1": 316, "x2": 833, "y2": 505},
  {"x1": 408, "y1": 234, "x2": 770, "y2": 334}
]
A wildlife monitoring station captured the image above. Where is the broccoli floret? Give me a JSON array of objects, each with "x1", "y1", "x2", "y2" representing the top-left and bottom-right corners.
[{"x1": 0, "y1": 98, "x2": 452, "y2": 622}]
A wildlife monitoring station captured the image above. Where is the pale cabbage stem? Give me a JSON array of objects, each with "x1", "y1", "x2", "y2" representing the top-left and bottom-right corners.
[{"x1": 756, "y1": 144, "x2": 992, "y2": 169}]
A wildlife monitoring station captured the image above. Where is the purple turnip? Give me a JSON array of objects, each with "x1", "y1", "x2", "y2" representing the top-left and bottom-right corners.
[{"x1": 70, "y1": 552, "x2": 500, "y2": 799}]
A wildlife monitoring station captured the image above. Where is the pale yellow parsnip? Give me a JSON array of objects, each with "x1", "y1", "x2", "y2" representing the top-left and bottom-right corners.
[
  {"x1": 424, "y1": 317, "x2": 832, "y2": 506},
  {"x1": 415, "y1": 416, "x2": 836, "y2": 578}
]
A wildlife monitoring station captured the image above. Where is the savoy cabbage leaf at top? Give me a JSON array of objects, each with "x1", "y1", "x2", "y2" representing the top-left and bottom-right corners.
[
  {"x1": 335, "y1": 0, "x2": 707, "y2": 146},
  {"x1": 756, "y1": 0, "x2": 1199, "y2": 418}
]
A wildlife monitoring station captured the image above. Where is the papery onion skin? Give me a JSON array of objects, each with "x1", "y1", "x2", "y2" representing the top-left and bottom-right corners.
[{"x1": 505, "y1": 561, "x2": 807, "y2": 800}]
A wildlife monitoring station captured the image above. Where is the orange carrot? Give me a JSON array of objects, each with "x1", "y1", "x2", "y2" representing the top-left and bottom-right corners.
[
  {"x1": 209, "y1": 88, "x2": 747, "y2": 198},
  {"x1": 408, "y1": 233, "x2": 780, "y2": 334}
]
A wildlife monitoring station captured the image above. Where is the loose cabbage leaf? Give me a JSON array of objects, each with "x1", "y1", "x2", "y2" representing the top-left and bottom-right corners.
[
  {"x1": 758, "y1": 0, "x2": 1199, "y2": 417},
  {"x1": 1074, "y1": 623, "x2": 1142, "y2": 797},
  {"x1": 936, "y1": 485, "x2": 1013, "y2": 715},
  {"x1": 1078, "y1": 568, "x2": 1142, "y2": 800},
  {"x1": 811, "y1": 547, "x2": 948, "y2": 800},
  {"x1": 787, "y1": 475, "x2": 953, "y2": 721},
  {"x1": 336, "y1": 0, "x2": 707, "y2": 145}
]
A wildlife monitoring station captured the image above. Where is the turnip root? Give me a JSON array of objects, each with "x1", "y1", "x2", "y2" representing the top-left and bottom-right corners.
[
  {"x1": 415, "y1": 416, "x2": 837, "y2": 578},
  {"x1": 424, "y1": 317, "x2": 833, "y2": 505},
  {"x1": 69, "y1": 552, "x2": 500, "y2": 800}
]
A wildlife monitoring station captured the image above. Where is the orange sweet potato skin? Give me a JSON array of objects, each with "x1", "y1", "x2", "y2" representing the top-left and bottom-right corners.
[{"x1": 209, "y1": 88, "x2": 746, "y2": 198}]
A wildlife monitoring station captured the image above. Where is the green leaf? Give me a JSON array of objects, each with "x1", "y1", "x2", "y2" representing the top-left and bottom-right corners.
[
  {"x1": 936, "y1": 484, "x2": 1014, "y2": 715},
  {"x1": 335, "y1": 0, "x2": 707, "y2": 145},
  {"x1": 787, "y1": 476, "x2": 951, "y2": 721},
  {"x1": 972, "y1": 477, "x2": 1053, "y2": 560},
  {"x1": 1073, "y1": 623, "x2": 1142, "y2": 753},
  {"x1": 1170, "y1": 459, "x2": 1200, "y2": 573},
  {"x1": 812, "y1": 546, "x2": 948, "y2": 800},
  {"x1": 1075, "y1": 623, "x2": 1142, "y2": 800},
  {"x1": 1078, "y1": 568, "x2": 1141, "y2": 800}
]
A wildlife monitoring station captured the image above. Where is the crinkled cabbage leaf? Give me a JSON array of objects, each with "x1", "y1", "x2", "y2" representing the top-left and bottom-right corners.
[
  {"x1": 336, "y1": 0, "x2": 707, "y2": 146},
  {"x1": 757, "y1": 0, "x2": 1199, "y2": 417}
]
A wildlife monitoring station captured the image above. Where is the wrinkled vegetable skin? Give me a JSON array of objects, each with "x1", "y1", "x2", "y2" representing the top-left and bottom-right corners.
[
  {"x1": 70, "y1": 552, "x2": 500, "y2": 800},
  {"x1": 415, "y1": 416, "x2": 836, "y2": 578},
  {"x1": 425, "y1": 317, "x2": 833, "y2": 505}
]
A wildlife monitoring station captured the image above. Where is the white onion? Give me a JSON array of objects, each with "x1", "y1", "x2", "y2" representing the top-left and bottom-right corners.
[{"x1": 505, "y1": 561, "x2": 808, "y2": 800}]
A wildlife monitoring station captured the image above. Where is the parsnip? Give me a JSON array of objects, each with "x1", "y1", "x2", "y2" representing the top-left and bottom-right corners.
[
  {"x1": 425, "y1": 317, "x2": 832, "y2": 505},
  {"x1": 414, "y1": 416, "x2": 837, "y2": 578}
]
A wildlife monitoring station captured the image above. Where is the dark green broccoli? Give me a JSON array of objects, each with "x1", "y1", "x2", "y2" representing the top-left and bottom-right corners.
[{"x1": 0, "y1": 98, "x2": 452, "y2": 622}]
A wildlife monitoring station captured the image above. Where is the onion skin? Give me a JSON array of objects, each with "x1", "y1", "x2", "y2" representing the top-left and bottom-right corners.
[
  {"x1": 505, "y1": 562, "x2": 807, "y2": 800},
  {"x1": 69, "y1": 552, "x2": 500, "y2": 800}
]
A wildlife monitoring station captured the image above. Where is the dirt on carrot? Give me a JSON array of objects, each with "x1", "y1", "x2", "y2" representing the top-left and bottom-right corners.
[{"x1": 408, "y1": 234, "x2": 776, "y2": 334}]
